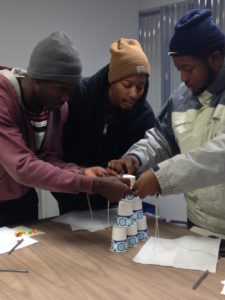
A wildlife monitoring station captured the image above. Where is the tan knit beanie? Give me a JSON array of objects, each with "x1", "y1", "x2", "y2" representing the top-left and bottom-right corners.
[{"x1": 108, "y1": 38, "x2": 150, "y2": 84}]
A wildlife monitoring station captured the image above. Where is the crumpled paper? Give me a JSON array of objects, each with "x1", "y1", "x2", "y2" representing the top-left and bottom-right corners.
[
  {"x1": 220, "y1": 280, "x2": 225, "y2": 295},
  {"x1": 133, "y1": 236, "x2": 220, "y2": 273}
]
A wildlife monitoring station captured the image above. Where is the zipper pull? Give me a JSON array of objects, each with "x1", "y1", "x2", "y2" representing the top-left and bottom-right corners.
[{"x1": 103, "y1": 123, "x2": 108, "y2": 135}]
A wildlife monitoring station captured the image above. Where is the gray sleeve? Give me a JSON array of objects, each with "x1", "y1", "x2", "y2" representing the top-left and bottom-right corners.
[
  {"x1": 125, "y1": 127, "x2": 173, "y2": 174},
  {"x1": 154, "y1": 133, "x2": 225, "y2": 194}
]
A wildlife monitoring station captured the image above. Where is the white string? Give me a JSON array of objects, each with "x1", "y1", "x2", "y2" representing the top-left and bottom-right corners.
[
  {"x1": 154, "y1": 194, "x2": 160, "y2": 237},
  {"x1": 86, "y1": 194, "x2": 110, "y2": 225},
  {"x1": 86, "y1": 194, "x2": 94, "y2": 220},
  {"x1": 107, "y1": 200, "x2": 110, "y2": 226}
]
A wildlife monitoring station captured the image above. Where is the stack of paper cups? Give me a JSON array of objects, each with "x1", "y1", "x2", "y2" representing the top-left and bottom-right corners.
[
  {"x1": 110, "y1": 225, "x2": 127, "y2": 252},
  {"x1": 137, "y1": 215, "x2": 148, "y2": 241},
  {"x1": 133, "y1": 197, "x2": 143, "y2": 220},
  {"x1": 117, "y1": 200, "x2": 134, "y2": 227},
  {"x1": 126, "y1": 222, "x2": 138, "y2": 247}
]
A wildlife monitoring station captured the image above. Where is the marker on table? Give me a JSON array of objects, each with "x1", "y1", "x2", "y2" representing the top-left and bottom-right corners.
[
  {"x1": 0, "y1": 269, "x2": 28, "y2": 273},
  {"x1": 192, "y1": 270, "x2": 209, "y2": 290},
  {"x1": 8, "y1": 238, "x2": 24, "y2": 255}
]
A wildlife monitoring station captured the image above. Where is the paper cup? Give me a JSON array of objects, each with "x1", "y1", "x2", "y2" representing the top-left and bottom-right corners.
[
  {"x1": 133, "y1": 197, "x2": 143, "y2": 220},
  {"x1": 110, "y1": 225, "x2": 127, "y2": 252},
  {"x1": 117, "y1": 200, "x2": 134, "y2": 226},
  {"x1": 122, "y1": 174, "x2": 136, "y2": 188},
  {"x1": 125, "y1": 194, "x2": 135, "y2": 200},
  {"x1": 122, "y1": 174, "x2": 136, "y2": 200},
  {"x1": 137, "y1": 215, "x2": 148, "y2": 241},
  {"x1": 118, "y1": 200, "x2": 133, "y2": 216},
  {"x1": 126, "y1": 222, "x2": 138, "y2": 247}
]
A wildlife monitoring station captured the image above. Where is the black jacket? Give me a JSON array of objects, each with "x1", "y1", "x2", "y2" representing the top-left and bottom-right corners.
[
  {"x1": 63, "y1": 64, "x2": 155, "y2": 167},
  {"x1": 55, "y1": 64, "x2": 155, "y2": 213}
]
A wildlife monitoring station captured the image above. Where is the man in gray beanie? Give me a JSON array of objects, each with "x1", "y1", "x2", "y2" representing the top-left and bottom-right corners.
[
  {"x1": 108, "y1": 8, "x2": 225, "y2": 239},
  {"x1": 0, "y1": 30, "x2": 130, "y2": 226}
]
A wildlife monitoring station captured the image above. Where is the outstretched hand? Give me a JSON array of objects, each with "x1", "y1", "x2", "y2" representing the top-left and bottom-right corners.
[
  {"x1": 82, "y1": 166, "x2": 108, "y2": 177},
  {"x1": 107, "y1": 156, "x2": 139, "y2": 175},
  {"x1": 132, "y1": 169, "x2": 160, "y2": 198},
  {"x1": 92, "y1": 176, "x2": 130, "y2": 203}
]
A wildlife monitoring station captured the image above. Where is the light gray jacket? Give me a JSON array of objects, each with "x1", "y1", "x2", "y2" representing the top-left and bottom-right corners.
[{"x1": 126, "y1": 60, "x2": 225, "y2": 234}]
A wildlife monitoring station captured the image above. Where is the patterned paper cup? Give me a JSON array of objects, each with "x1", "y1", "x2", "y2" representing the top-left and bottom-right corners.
[
  {"x1": 117, "y1": 200, "x2": 134, "y2": 226},
  {"x1": 126, "y1": 222, "x2": 138, "y2": 247},
  {"x1": 110, "y1": 225, "x2": 127, "y2": 252},
  {"x1": 133, "y1": 197, "x2": 143, "y2": 220},
  {"x1": 137, "y1": 215, "x2": 148, "y2": 241}
]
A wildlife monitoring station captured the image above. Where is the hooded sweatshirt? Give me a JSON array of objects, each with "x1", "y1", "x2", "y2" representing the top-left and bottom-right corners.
[
  {"x1": 63, "y1": 64, "x2": 155, "y2": 167},
  {"x1": 0, "y1": 68, "x2": 93, "y2": 201}
]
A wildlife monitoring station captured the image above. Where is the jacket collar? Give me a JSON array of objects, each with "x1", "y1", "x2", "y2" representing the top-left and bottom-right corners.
[
  {"x1": 207, "y1": 58, "x2": 225, "y2": 95},
  {"x1": 0, "y1": 68, "x2": 27, "y2": 106}
]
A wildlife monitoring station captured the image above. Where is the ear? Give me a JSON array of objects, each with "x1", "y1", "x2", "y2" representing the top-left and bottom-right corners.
[{"x1": 207, "y1": 50, "x2": 223, "y2": 72}]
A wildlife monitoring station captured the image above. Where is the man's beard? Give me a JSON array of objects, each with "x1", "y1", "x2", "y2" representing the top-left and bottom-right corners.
[{"x1": 193, "y1": 65, "x2": 216, "y2": 95}]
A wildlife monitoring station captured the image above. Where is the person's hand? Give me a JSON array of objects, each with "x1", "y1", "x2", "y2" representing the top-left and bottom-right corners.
[
  {"x1": 105, "y1": 167, "x2": 118, "y2": 176},
  {"x1": 107, "y1": 156, "x2": 139, "y2": 175},
  {"x1": 133, "y1": 169, "x2": 160, "y2": 198},
  {"x1": 82, "y1": 166, "x2": 107, "y2": 177},
  {"x1": 92, "y1": 176, "x2": 130, "y2": 203}
]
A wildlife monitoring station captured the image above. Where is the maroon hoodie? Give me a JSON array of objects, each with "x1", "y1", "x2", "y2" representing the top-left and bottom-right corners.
[{"x1": 0, "y1": 69, "x2": 93, "y2": 200}]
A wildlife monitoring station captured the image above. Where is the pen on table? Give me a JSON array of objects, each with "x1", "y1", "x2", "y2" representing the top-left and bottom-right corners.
[
  {"x1": 8, "y1": 238, "x2": 24, "y2": 255},
  {"x1": 192, "y1": 270, "x2": 209, "y2": 290},
  {"x1": 0, "y1": 269, "x2": 28, "y2": 273}
]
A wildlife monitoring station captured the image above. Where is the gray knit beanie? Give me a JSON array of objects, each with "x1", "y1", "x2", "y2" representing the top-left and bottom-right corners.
[{"x1": 27, "y1": 30, "x2": 82, "y2": 84}]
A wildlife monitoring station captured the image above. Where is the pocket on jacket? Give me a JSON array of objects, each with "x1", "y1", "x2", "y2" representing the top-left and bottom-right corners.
[
  {"x1": 172, "y1": 112, "x2": 195, "y2": 152},
  {"x1": 208, "y1": 104, "x2": 225, "y2": 138}
]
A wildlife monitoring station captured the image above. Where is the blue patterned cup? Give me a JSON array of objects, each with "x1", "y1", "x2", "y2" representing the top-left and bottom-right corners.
[
  {"x1": 137, "y1": 215, "x2": 148, "y2": 241},
  {"x1": 126, "y1": 222, "x2": 138, "y2": 247},
  {"x1": 133, "y1": 197, "x2": 143, "y2": 220},
  {"x1": 117, "y1": 200, "x2": 134, "y2": 227},
  {"x1": 125, "y1": 194, "x2": 135, "y2": 200},
  {"x1": 137, "y1": 229, "x2": 148, "y2": 241},
  {"x1": 133, "y1": 209, "x2": 143, "y2": 220},
  {"x1": 117, "y1": 214, "x2": 134, "y2": 227},
  {"x1": 110, "y1": 239, "x2": 127, "y2": 252},
  {"x1": 110, "y1": 225, "x2": 127, "y2": 252}
]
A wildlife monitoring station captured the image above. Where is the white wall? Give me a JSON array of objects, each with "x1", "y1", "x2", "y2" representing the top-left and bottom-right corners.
[{"x1": 0, "y1": 0, "x2": 139, "y2": 76}]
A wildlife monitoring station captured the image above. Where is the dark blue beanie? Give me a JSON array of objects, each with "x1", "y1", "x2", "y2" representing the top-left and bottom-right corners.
[{"x1": 169, "y1": 8, "x2": 225, "y2": 56}]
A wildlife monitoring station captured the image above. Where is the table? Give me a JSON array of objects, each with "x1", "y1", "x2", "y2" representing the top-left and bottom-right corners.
[{"x1": 0, "y1": 217, "x2": 224, "y2": 300}]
